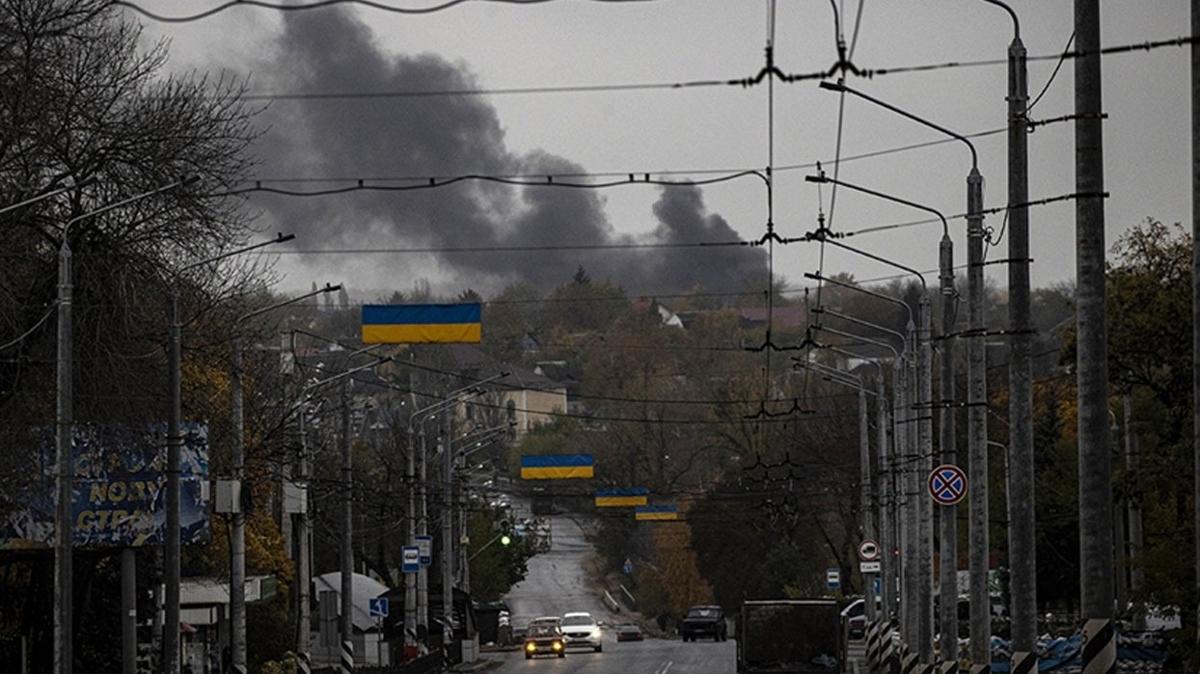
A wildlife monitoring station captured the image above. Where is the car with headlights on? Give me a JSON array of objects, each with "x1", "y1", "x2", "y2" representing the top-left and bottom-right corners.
[
  {"x1": 523, "y1": 624, "x2": 566, "y2": 659},
  {"x1": 561, "y1": 611, "x2": 603, "y2": 652}
]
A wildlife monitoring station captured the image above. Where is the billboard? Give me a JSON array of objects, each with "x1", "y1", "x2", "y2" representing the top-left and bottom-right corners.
[{"x1": 0, "y1": 423, "x2": 210, "y2": 549}]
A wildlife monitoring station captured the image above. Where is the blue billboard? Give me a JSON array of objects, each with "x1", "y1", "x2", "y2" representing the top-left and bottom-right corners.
[{"x1": 0, "y1": 423, "x2": 210, "y2": 549}]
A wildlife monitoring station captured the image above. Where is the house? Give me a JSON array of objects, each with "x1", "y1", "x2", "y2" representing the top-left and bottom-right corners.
[{"x1": 447, "y1": 345, "x2": 568, "y2": 436}]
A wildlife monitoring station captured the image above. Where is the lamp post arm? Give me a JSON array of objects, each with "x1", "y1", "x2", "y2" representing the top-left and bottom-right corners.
[
  {"x1": 238, "y1": 283, "x2": 340, "y2": 324},
  {"x1": 820, "y1": 82, "x2": 978, "y2": 170},
  {"x1": 979, "y1": 0, "x2": 1020, "y2": 39},
  {"x1": 807, "y1": 174, "x2": 950, "y2": 238},
  {"x1": 805, "y1": 272, "x2": 915, "y2": 329},
  {"x1": 814, "y1": 324, "x2": 900, "y2": 361},
  {"x1": 0, "y1": 175, "x2": 97, "y2": 217},
  {"x1": 813, "y1": 307, "x2": 907, "y2": 345},
  {"x1": 65, "y1": 175, "x2": 199, "y2": 236}
]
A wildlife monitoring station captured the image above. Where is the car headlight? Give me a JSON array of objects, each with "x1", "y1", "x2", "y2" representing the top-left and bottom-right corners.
[
  {"x1": 525, "y1": 642, "x2": 537, "y2": 652},
  {"x1": 591, "y1": 628, "x2": 602, "y2": 639},
  {"x1": 552, "y1": 641, "x2": 563, "y2": 651}
]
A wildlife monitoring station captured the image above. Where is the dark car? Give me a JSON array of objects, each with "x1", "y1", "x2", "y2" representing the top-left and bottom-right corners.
[
  {"x1": 615, "y1": 623, "x2": 644, "y2": 642},
  {"x1": 680, "y1": 605, "x2": 727, "y2": 642},
  {"x1": 523, "y1": 624, "x2": 566, "y2": 659}
]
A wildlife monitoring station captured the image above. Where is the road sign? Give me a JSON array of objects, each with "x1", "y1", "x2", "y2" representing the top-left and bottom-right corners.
[
  {"x1": 928, "y1": 464, "x2": 968, "y2": 506},
  {"x1": 415, "y1": 534, "x2": 432, "y2": 566},
  {"x1": 858, "y1": 539, "x2": 880, "y2": 561},
  {"x1": 369, "y1": 597, "x2": 389, "y2": 619},
  {"x1": 859, "y1": 560, "x2": 881, "y2": 574},
  {"x1": 873, "y1": 577, "x2": 882, "y2": 595},
  {"x1": 402, "y1": 545, "x2": 420, "y2": 574},
  {"x1": 826, "y1": 568, "x2": 841, "y2": 590}
]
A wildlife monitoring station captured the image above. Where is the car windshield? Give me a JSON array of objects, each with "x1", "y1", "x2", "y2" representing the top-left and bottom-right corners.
[
  {"x1": 528, "y1": 625, "x2": 559, "y2": 637},
  {"x1": 688, "y1": 608, "x2": 718, "y2": 618},
  {"x1": 562, "y1": 615, "x2": 594, "y2": 627}
]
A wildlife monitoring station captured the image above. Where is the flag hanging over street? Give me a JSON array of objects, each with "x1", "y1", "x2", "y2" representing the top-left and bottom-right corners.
[
  {"x1": 361, "y1": 303, "x2": 482, "y2": 344},
  {"x1": 635, "y1": 504, "x2": 679, "y2": 521},
  {"x1": 520, "y1": 454, "x2": 594, "y2": 480},
  {"x1": 595, "y1": 487, "x2": 649, "y2": 507}
]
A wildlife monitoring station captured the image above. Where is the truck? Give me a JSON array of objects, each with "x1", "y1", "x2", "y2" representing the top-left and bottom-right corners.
[{"x1": 736, "y1": 599, "x2": 842, "y2": 673}]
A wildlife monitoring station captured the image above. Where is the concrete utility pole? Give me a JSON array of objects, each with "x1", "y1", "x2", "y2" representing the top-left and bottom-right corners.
[
  {"x1": 937, "y1": 232, "x2": 957, "y2": 667},
  {"x1": 981, "y1": 1, "x2": 1038, "y2": 669},
  {"x1": 1192, "y1": 0, "x2": 1200, "y2": 650},
  {"x1": 121, "y1": 549, "x2": 136, "y2": 674},
  {"x1": 297, "y1": 405, "x2": 313, "y2": 674},
  {"x1": 878, "y1": 371, "x2": 893, "y2": 624},
  {"x1": 1074, "y1": 2, "x2": 1116, "y2": 673},
  {"x1": 966, "y1": 166, "x2": 989, "y2": 674},
  {"x1": 917, "y1": 297, "x2": 935, "y2": 666},
  {"x1": 442, "y1": 412, "x2": 456, "y2": 653},
  {"x1": 340, "y1": 379, "x2": 355, "y2": 674},
  {"x1": 54, "y1": 225, "x2": 73, "y2": 674},
  {"x1": 230, "y1": 336, "x2": 248, "y2": 674},
  {"x1": 858, "y1": 380, "x2": 875, "y2": 622},
  {"x1": 1123, "y1": 395, "x2": 1144, "y2": 630}
]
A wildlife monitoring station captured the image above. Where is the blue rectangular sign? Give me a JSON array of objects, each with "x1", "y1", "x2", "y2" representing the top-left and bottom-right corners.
[
  {"x1": 369, "y1": 597, "x2": 389, "y2": 618},
  {"x1": 402, "y1": 545, "x2": 421, "y2": 574}
]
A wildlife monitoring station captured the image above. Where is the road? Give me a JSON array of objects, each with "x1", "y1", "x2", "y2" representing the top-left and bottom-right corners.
[{"x1": 489, "y1": 514, "x2": 736, "y2": 674}]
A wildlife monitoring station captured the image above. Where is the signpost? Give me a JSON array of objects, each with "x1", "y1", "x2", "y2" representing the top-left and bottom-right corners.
[
  {"x1": 826, "y1": 568, "x2": 841, "y2": 591},
  {"x1": 858, "y1": 539, "x2": 880, "y2": 562},
  {"x1": 369, "y1": 597, "x2": 389, "y2": 619},
  {"x1": 928, "y1": 464, "x2": 969, "y2": 506},
  {"x1": 402, "y1": 545, "x2": 420, "y2": 574},
  {"x1": 415, "y1": 534, "x2": 432, "y2": 567},
  {"x1": 860, "y1": 560, "x2": 882, "y2": 574}
]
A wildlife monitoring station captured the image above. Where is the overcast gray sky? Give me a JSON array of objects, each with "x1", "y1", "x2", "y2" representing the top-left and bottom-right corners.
[{"x1": 128, "y1": 1, "x2": 1192, "y2": 299}]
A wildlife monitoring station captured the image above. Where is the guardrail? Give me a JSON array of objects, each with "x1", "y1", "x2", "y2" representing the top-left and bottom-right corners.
[{"x1": 603, "y1": 590, "x2": 622, "y2": 613}]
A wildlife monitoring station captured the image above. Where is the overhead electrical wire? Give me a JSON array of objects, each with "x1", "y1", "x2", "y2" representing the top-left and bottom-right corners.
[
  {"x1": 206, "y1": 36, "x2": 1200, "y2": 102},
  {"x1": 114, "y1": 0, "x2": 658, "y2": 23}
]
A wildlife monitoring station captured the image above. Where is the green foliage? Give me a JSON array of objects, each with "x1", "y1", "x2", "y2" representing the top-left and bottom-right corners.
[{"x1": 467, "y1": 507, "x2": 536, "y2": 601}]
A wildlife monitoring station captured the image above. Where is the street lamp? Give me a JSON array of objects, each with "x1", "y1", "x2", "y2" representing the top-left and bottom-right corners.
[
  {"x1": 816, "y1": 83, "x2": 987, "y2": 667},
  {"x1": 0, "y1": 175, "x2": 96, "y2": 217},
  {"x1": 405, "y1": 373, "x2": 508, "y2": 650},
  {"x1": 163, "y1": 231, "x2": 293, "y2": 674},
  {"x1": 804, "y1": 268, "x2": 924, "y2": 652},
  {"x1": 53, "y1": 176, "x2": 197, "y2": 674},
  {"x1": 290, "y1": 348, "x2": 392, "y2": 674},
  {"x1": 227, "y1": 283, "x2": 341, "y2": 674}
]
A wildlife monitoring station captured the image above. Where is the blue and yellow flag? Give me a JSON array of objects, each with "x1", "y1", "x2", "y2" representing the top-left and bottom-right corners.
[
  {"x1": 595, "y1": 487, "x2": 649, "y2": 508},
  {"x1": 521, "y1": 454, "x2": 594, "y2": 480},
  {"x1": 361, "y1": 303, "x2": 482, "y2": 344},
  {"x1": 635, "y1": 504, "x2": 679, "y2": 521}
]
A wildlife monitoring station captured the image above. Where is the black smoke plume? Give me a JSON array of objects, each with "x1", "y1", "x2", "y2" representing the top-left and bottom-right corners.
[{"x1": 250, "y1": 8, "x2": 767, "y2": 295}]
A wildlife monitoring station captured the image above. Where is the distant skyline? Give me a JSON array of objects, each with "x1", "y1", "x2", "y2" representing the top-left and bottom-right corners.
[{"x1": 129, "y1": 1, "x2": 1192, "y2": 297}]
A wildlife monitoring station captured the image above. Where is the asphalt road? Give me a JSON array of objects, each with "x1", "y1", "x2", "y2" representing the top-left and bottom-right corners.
[{"x1": 490, "y1": 514, "x2": 737, "y2": 674}]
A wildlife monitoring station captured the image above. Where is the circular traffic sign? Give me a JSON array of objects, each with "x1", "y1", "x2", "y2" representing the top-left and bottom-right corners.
[
  {"x1": 858, "y1": 539, "x2": 880, "y2": 561},
  {"x1": 928, "y1": 464, "x2": 968, "y2": 506}
]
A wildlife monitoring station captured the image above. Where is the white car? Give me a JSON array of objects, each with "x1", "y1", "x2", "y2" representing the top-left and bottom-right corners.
[{"x1": 561, "y1": 612, "x2": 603, "y2": 652}]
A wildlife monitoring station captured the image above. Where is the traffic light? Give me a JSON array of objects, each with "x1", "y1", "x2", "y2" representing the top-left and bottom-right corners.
[
  {"x1": 499, "y1": 519, "x2": 513, "y2": 546},
  {"x1": 500, "y1": 534, "x2": 512, "y2": 546}
]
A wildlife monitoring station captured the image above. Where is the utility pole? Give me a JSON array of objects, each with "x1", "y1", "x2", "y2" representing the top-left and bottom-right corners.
[
  {"x1": 230, "y1": 337, "x2": 248, "y2": 674},
  {"x1": 999, "y1": 7, "x2": 1038, "y2": 673},
  {"x1": 878, "y1": 371, "x2": 892, "y2": 626},
  {"x1": 418, "y1": 423, "x2": 429, "y2": 639},
  {"x1": 1192, "y1": 0, "x2": 1200, "y2": 650},
  {"x1": 442, "y1": 412, "x2": 455, "y2": 654},
  {"x1": 966, "y1": 166, "x2": 990, "y2": 674},
  {"x1": 165, "y1": 287, "x2": 182, "y2": 674},
  {"x1": 340, "y1": 380, "x2": 355, "y2": 674},
  {"x1": 937, "y1": 233, "x2": 957, "y2": 668},
  {"x1": 405, "y1": 394, "x2": 418, "y2": 651},
  {"x1": 1123, "y1": 394, "x2": 1144, "y2": 630},
  {"x1": 54, "y1": 231, "x2": 73, "y2": 674},
  {"x1": 1075, "y1": 2, "x2": 1116, "y2": 672},
  {"x1": 858, "y1": 382, "x2": 876, "y2": 623},
  {"x1": 297, "y1": 405, "x2": 312, "y2": 674},
  {"x1": 121, "y1": 549, "x2": 136, "y2": 674},
  {"x1": 903, "y1": 324, "x2": 918, "y2": 652},
  {"x1": 917, "y1": 298, "x2": 935, "y2": 667}
]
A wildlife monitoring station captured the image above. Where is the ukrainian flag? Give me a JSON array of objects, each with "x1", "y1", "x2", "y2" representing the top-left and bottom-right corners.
[
  {"x1": 635, "y1": 504, "x2": 679, "y2": 521},
  {"x1": 361, "y1": 303, "x2": 482, "y2": 344},
  {"x1": 595, "y1": 487, "x2": 649, "y2": 508},
  {"x1": 520, "y1": 454, "x2": 594, "y2": 480}
]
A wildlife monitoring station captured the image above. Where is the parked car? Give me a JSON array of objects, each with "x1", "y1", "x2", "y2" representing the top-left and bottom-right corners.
[
  {"x1": 681, "y1": 605, "x2": 727, "y2": 642},
  {"x1": 561, "y1": 611, "x2": 604, "y2": 652},
  {"x1": 615, "y1": 623, "x2": 644, "y2": 642},
  {"x1": 523, "y1": 624, "x2": 566, "y2": 659}
]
